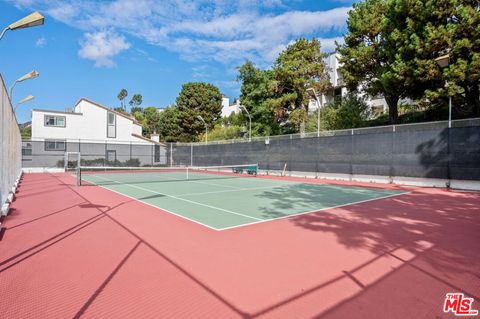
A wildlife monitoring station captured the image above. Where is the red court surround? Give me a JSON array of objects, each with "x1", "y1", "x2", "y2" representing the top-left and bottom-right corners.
[{"x1": 0, "y1": 173, "x2": 479, "y2": 318}]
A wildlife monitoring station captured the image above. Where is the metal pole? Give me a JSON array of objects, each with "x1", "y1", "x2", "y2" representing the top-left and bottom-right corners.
[
  {"x1": 316, "y1": 96, "x2": 321, "y2": 137},
  {"x1": 448, "y1": 95, "x2": 452, "y2": 128},
  {"x1": 169, "y1": 143, "x2": 173, "y2": 167},
  {"x1": 205, "y1": 125, "x2": 208, "y2": 145},
  {"x1": 240, "y1": 106, "x2": 252, "y2": 142},
  {"x1": 249, "y1": 115, "x2": 251, "y2": 142},
  {"x1": 8, "y1": 81, "x2": 17, "y2": 102},
  {"x1": 0, "y1": 27, "x2": 8, "y2": 41},
  {"x1": 190, "y1": 143, "x2": 193, "y2": 166},
  {"x1": 317, "y1": 106, "x2": 320, "y2": 137}
]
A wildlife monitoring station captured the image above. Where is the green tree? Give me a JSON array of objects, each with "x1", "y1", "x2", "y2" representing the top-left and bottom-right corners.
[
  {"x1": 158, "y1": 106, "x2": 182, "y2": 142},
  {"x1": 20, "y1": 125, "x2": 31, "y2": 139},
  {"x1": 338, "y1": 0, "x2": 480, "y2": 124},
  {"x1": 129, "y1": 94, "x2": 143, "y2": 113},
  {"x1": 117, "y1": 88, "x2": 128, "y2": 112},
  {"x1": 220, "y1": 111, "x2": 244, "y2": 127},
  {"x1": 199, "y1": 125, "x2": 244, "y2": 142},
  {"x1": 142, "y1": 106, "x2": 161, "y2": 137},
  {"x1": 176, "y1": 82, "x2": 222, "y2": 142},
  {"x1": 237, "y1": 61, "x2": 280, "y2": 136},
  {"x1": 420, "y1": 0, "x2": 480, "y2": 116},
  {"x1": 337, "y1": 0, "x2": 404, "y2": 124},
  {"x1": 270, "y1": 38, "x2": 331, "y2": 131},
  {"x1": 312, "y1": 94, "x2": 371, "y2": 131},
  {"x1": 130, "y1": 106, "x2": 143, "y2": 115}
]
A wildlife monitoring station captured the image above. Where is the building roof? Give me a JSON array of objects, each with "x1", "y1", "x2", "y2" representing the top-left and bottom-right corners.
[
  {"x1": 131, "y1": 133, "x2": 166, "y2": 146},
  {"x1": 75, "y1": 98, "x2": 141, "y2": 125},
  {"x1": 32, "y1": 109, "x2": 83, "y2": 115}
]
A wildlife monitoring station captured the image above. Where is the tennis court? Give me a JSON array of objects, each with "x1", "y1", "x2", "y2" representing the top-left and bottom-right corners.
[{"x1": 78, "y1": 165, "x2": 407, "y2": 230}]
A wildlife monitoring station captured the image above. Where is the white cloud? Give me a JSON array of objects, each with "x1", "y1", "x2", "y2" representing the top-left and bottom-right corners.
[
  {"x1": 78, "y1": 30, "x2": 131, "y2": 67},
  {"x1": 10, "y1": 0, "x2": 350, "y2": 66},
  {"x1": 35, "y1": 36, "x2": 46, "y2": 47}
]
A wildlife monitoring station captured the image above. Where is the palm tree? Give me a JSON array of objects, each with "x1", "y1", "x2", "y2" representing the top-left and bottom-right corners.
[{"x1": 117, "y1": 89, "x2": 128, "y2": 111}]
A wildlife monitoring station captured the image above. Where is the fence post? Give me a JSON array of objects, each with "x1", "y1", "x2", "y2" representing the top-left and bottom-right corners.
[
  {"x1": 190, "y1": 143, "x2": 193, "y2": 167},
  {"x1": 104, "y1": 141, "x2": 107, "y2": 166},
  {"x1": 170, "y1": 143, "x2": 173, "y2": 167},
  {"x1": 390, "y1": 125, "x2": 395, "y2": 183},
  {"x1": 350, "y1": 129, "x2": 354, "y2": 180},
  {"x1": 447, "y1": 126, "x2": 451, "y2": 188}
]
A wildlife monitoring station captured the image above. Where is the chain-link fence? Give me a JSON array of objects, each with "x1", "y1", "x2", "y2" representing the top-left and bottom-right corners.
[
  {"x1": 22, "y1": 140, "x2": 168, "y2": 168},
  {"x1": 170, "y1": 118, "x2": 480, "y2": 181},
  {"x1": 1, "y1": 74, "x2": 22, "y2": 214}
]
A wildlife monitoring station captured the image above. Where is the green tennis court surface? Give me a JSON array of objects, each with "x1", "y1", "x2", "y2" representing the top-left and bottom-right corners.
[{"x1": 81, "y1": 169, "x2": 406, "y2": 230}]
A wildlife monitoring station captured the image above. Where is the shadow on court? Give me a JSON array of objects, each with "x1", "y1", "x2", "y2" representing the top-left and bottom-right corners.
[{"x1": 0, "y1": 172, "x2": 479, "y2": 319}]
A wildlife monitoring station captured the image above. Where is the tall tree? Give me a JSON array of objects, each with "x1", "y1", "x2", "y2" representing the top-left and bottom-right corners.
[
  {"x1": 176, "y1": 82, "x2": 222, "y2": 142},
  {"x1": 338, "y1": 0, "x2": 480, "y2": 124},
  {"x1": 129, "y1": 94, "x2": 143, "y2": 113},
  {"x1": 422, "y1": 0, "x2": 480, "y2": 116},
  {"x1": 237, "y1": 61, "x2": 280, "y2": 136},
  {"x1": 158, "y1": 106, "x2": 182, "y2": 142},
  {"x1": 270, "y1": 38, "x2": 331, "y2": 131},
  {"x1": 142, "y1": 106, "x2": 161, "y2": 137},
  {"x1": 337, "y1": 0, "x2": 404, "y2": 124},
  {"x1": 117, "y1": 88, "x2": 128, "y2": 112}
]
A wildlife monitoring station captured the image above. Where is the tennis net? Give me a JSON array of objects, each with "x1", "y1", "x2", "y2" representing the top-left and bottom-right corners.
[{"x1": 76, "y1": 163, "x2": 258, "y2": 186}]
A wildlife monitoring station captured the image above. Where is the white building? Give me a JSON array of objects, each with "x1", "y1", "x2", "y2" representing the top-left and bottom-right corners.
[
  {"x1": 31, "y1": 98, "x2": 149, "y2": 144},
  {"x1": 308, "y1": 53, "x2": 388, "y2": 117},
  {"x1": 221, "y1": 96, "x2": 241, "y2": 117},
  {"x1": 24, "y1": 98, "x2": 166, "y2": 168}
]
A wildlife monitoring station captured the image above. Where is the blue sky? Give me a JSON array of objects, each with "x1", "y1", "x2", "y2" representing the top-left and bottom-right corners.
[{"x1": 0, "y1": 0, "x2": 353, "y2": 123}]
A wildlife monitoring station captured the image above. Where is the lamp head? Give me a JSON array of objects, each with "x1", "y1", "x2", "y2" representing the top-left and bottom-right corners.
[
  {"x1": 17, "y1": 70, "x2": 39, "y2": 82},
  {"x1": 435, "y1": 54, "x2": 450, "y2": 68},
  {"x1": 8, "y1": 12, "x2": 45, "y2": 31},
  {"x1": 18, "y1": 95, "x2": 34, "y2": 105}
]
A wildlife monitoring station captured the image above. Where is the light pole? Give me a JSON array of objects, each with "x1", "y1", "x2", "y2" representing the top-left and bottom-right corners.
[
  {"x1": 435, "y1": 54, "x2": 452, "y2": 128},
  {"x1": 14, "y1": 95, "x2": 34, "y2": 112},
  {"x1": 307, "y1": 88, "x2": 322, "y2": 137},
  {"x1": 239, "y1": 105, "x2": 251, "y2": 142},
  {"x1": 197, "y1": 115, "x2": 207, "y2": 144},
  {"x1": 0, "y1": 11, "x2": 45, "y2": 41},
  {"x1": 9, "y1": 70, "x2": 39, "y2": 102}
]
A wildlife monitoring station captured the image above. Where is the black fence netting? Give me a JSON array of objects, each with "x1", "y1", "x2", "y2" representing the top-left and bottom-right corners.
[
  {"x1": 170, "y1": 119, "x2": 480, "y2": 181},
  {"x1": 22, "y1": 140, "x2": 168, "y2": 168}
]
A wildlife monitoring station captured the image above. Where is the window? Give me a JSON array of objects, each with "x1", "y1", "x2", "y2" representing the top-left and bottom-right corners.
[
  {"x1": 107, "y1": 112, "x2": 116, "y2": 138},
  {"x1": 22, "y1": 143, "x2": 32, "y2": 156},
  {"x1": 45, "y1": 140, "x2": 66, "y2": 151},
  {"x1": 45, "y1": 115, "x2": 66, "y2": 127},
  {"x1": 106, "y1": 150, "x2": 116, "y2": 162}
]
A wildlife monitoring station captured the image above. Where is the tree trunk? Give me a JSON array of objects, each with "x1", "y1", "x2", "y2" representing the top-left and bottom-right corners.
[{"x1": 385, "y1": 94, "x2": 399, "y2": 124}]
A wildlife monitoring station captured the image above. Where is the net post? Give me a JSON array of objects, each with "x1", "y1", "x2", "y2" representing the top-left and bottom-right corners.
[{"x1": 186, "y1": 166, "x2": 189, "y2": 180}]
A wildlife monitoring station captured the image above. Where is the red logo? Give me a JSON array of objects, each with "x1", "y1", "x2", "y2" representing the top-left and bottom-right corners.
[{"x1": 444, "y1": 293, "x2": 478, "y2": 316}]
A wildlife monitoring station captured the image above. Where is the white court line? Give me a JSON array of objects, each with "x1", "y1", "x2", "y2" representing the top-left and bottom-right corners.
[
  {"x1": 94, "y1": 170, "x2": 245, "y2": 190},
  {"x1": 91, "y1": 175, "x2": 262, "y2": 222},
  {"x1": 217, "y1": 191, "x2": 411, "y2": 231},
  {"x1": 176, "y1": 183, "x2": 297, "y2": 197},
  {"x1": 83, "y1": 174, "x2": 410, "y2": 232},
  {"x1": 185, "y1": 176, "x2": 244, "y2": 189},
  {"x1": 87, "y1": 182, "x2": 221, "y2": 231}
]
